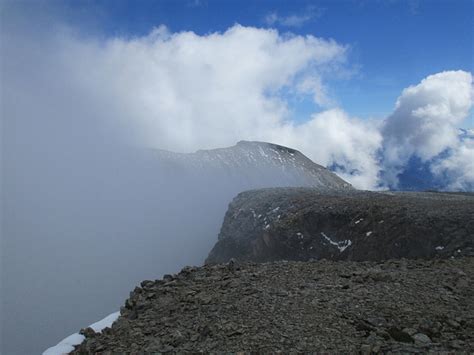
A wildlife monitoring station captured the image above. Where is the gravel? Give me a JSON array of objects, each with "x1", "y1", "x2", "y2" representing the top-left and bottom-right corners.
[{"x1": 72, "y1": 257, "x2": 474, "y2": 353}]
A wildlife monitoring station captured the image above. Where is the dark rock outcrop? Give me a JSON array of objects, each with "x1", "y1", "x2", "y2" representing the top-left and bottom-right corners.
[
  {"x1": 206, "y1": 188, "x2": 474, "y2": 264},
  {"x1": 72, "y1": 257, "x2": 474, "y2": 352}
]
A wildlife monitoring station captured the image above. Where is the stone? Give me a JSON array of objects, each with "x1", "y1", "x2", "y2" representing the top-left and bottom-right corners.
[
  {"x1": 360, "y1": 344, "x2": 372, "y2": 354},
  {"x1": 413, "y1": 333, "x2": 431, "y2": 345},
  {"x1": 163, "y1": 274, "x2": 173, "y2": 282},
  {"x1": 388, "y1": 328, "x2": 414, "y2": 343}
]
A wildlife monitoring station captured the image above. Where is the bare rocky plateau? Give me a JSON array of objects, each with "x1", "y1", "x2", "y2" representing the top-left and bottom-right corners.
[{"x1": 73, "y1": 257, "x2": 474, "y2": 353}]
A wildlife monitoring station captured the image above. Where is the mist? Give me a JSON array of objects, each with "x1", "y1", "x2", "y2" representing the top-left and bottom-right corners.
[
  {"x1": 0, "y1": 12, "x2": 275, "y2": 354},
  {"x1": 0, "y1": 22, "x2": 315, "y2": 352}
]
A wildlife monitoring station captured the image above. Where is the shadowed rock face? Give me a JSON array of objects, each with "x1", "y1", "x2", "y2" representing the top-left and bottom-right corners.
[{"x1": 206, "y1": 188, "x2": 474, "y2": 264}]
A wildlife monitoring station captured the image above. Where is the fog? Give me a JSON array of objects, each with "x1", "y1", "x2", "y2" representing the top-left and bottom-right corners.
[
  {"x1": 0, "y1": 12, "x2": 296, "y2": 354},
  {"x1": 0, "y1": 29, "x2": 307, "y2": 351},
  {"x1": 2, "y1": 98, "x2": 307, "y2": 353}
]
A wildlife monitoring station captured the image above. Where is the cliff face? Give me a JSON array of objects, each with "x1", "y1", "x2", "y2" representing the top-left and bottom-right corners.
[{"x1": 206, "y1": 188, "x2": 474, "y2": 264}]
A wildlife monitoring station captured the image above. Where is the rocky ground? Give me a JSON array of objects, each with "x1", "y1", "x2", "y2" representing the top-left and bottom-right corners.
[
  {"x1": 206, "y1": 188, "x2": 474, "y2": 263},
  {"x1": 73, "y1": 257, "x2": 474, "y2": 353}
]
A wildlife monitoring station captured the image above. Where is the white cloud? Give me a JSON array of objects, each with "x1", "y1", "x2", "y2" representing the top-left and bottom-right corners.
[
  {"x1": 279, "y1": 109, "x2": 383, "y2": 190},
  {"x1": 56, "y1": 25, "x2": 347, "y2": 152},
  {"x1": 430, "y1": 137, "x2": 474, "y2": 190},
  {"x1": 381, "y1": 70, "x2": 474, "y2": 187},
  {"x1": 297, "y1": 76, "x2": 335, "y2": 107},
  {"x1": 79, "y1": 25, "x2": 380, "y2": 188},
  {"x1": 7, "y1": 23, "x2": 384, "y2": 187},
  {"x1": 264, "y1": 7, "x2": 323, "y2": 28}
]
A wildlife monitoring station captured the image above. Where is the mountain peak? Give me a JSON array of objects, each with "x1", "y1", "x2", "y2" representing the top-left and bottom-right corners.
[
  {"x1": 236, "y1": 140, "x2": 299, "y2": 154},
  {"x1": 156, "y1": 141, "x2": 353, "y2": 191}
]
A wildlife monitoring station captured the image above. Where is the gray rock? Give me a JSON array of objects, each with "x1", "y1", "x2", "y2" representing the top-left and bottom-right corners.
[{"x1": 413, "y1": 333, "x2": 432, "y2": 344}]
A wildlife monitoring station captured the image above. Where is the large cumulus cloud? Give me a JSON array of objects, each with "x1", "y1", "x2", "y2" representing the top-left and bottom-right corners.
[
  {"x1": 3, "y1": 21, "x2": 386, "y2": 188},
  {"x1": 381, "y1": 71, "x2": 474, "y2": 189}
]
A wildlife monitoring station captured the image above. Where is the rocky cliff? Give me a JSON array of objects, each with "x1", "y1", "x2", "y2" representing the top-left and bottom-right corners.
[{"x1": 206, "y1": 188, "x2": 474, "y2": 264}]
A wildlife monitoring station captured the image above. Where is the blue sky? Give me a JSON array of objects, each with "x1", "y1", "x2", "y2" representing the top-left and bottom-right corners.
[{"x1": 29, "y1": 0, "x2": 473, "y2": 126}]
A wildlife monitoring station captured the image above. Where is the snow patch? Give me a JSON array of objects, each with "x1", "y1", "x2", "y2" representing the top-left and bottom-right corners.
[
  {"x1": 320, "y1": 232, "x2": 352, "y2": 252},
  {"x1": 355, "y1": 219, "x2": 363, "y2": 224},
  {"x1": 250, "y1": 209, "x2": 257, "y2": 219},
  {"x1": 435, "y1": 246, "x2": 444, "y2": 251},
  {"x1": 366, "y1": 231, "x2": 373, "y2": 237},
  {"x1": 43, "y1": 312, "x2": 120, "y2": 355}
]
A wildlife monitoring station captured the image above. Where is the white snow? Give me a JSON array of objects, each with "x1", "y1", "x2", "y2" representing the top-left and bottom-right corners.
[
  {"x1": 320, "y1": 232, "x2": 352, "y2": 252},
  {"x1": 43, "y1": 311, "x2": 120, "y2": 355},
  {"x1": 355, "y1": 219, "x2": 363, "y2": 224},
  {"x1": 258, "y1": 146, "x2": 269, "y2": 158},
  {"x1": 338, "y1": 240, "x2": 352, "y2": 252},
  {"x1": 366, "y1": 231, "x2": 373, "y2": 237},
  {"x1": 435, "y1": 246, "x2": 444, "y2": 250}
]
